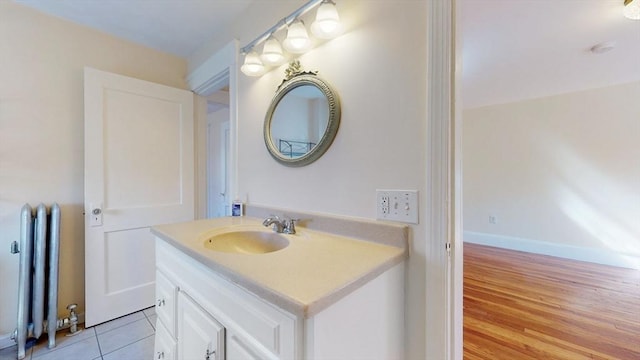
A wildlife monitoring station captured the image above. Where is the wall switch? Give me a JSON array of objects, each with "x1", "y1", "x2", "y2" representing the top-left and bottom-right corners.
[{"x1": 376, "y1": 190, "x2": 419, "y2": 224}]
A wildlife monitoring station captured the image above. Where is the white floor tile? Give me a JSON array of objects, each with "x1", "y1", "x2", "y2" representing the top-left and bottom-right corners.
[
  {"x1": 94, "y1": 312, "x2": 145, "y2": 335},
  {"x1": 146, "y1": 314, "x2": 158, "y2": 330},
  {"x1": 102, "y1": 335, "x2": 154, "y2": 360},
  {"x1": 6, "y1": 309, "x2": 155, "y2": 360},
  {"x1": 142, "y1": 306, "x2": 156, "y2": 317},
  {"x1": 32, "y1": 337, "x2": 101, "y2": 360},
  {"x1": 30, "y1": 328, "x2": 96, "y2": 358},
  {"x1": 97, "y1": 319, "x2": 154, "y2": 355}
]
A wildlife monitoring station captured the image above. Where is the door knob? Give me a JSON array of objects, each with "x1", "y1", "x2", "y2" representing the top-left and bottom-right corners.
[{"x1": 89, "y1": 203, "x2": 103, "y2": 227}]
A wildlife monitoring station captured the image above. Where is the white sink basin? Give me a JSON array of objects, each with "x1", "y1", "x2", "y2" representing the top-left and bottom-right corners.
[{"x1": 204, "y1": 230, "x2": 289, "y2": 254}]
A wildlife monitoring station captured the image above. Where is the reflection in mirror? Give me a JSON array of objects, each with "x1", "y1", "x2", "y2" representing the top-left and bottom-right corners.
[
  {"x1": 264, "y1": 62, "x2": 340, "y2": 167},
  {"x1": 270, "y1": 85, "x2": 328, "y2": 159}
]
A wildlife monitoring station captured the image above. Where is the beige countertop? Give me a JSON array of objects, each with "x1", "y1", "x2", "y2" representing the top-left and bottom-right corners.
[{"x1": 151, "y1": 216, "x2": 408, "y2": 318}]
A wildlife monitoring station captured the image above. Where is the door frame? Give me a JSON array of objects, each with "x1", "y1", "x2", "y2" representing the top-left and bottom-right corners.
[
  {"x1": 188, "y1": 40, "x2": 239, "y2": 220},
  {"x1": 426, "y1": 0, "x2": 462, "y2": 359}
]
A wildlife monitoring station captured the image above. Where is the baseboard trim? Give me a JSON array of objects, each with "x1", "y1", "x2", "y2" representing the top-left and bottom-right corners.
[
  {"x1": 464, "y1": 231, "x2": 640, "y2": 270},
  {"x1": 0, "y1": 333, "x2": 15, "y2": 350}
]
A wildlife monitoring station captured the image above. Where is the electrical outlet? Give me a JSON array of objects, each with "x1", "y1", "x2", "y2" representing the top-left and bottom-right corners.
[
  {"x1": 376, "y1": 190, "x2": 419, "y2": 224},
  {"x1": 489, "y1": 215, "x2": 497, "y2": 224},
  {"x1": 381, "y1": 194, "x2": 390, "y2": 214}
]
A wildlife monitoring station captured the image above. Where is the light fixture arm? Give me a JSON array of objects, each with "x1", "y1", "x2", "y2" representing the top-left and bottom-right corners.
[{"x1": 240, "y1": 0, "x2": 326, "y2": 55}]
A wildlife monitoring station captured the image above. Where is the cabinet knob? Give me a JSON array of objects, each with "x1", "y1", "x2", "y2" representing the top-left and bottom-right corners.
[
  {"x1": 157, "y1": 299, "x2": 165, "y2": 307},
  {"x1": 157, "y1": 351, "x2": 164, "y2": 359}
]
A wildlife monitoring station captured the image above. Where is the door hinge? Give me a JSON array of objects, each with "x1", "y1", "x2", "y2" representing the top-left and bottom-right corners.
[{"x1": 445, "y1": 242, "x2": 451, "y2": 257}]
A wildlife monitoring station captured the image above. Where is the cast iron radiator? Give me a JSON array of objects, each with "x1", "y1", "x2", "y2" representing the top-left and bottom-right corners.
[{"x1": 12, "y1": 203, "x2": 61, "y2": 359}]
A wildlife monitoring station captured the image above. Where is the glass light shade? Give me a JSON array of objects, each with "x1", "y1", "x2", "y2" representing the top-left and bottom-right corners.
[
  {"x1": 283, "y1": 21, "x2": 312, "y2": 54},
  {"x1": 624, "y1": 0, "x2": 640, "y2": 19},
  {"x1": 240, "y1": 51, "x2": 266, "y2": 76},
  {"x1": 311, "y1": 2, "x2": 343, "y2": 39},
  {"x1": 260, "y1": 37, "x2": 286, "y2": 66}
]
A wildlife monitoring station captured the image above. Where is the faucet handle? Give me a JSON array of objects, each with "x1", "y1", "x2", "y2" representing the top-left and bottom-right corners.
[{"x1": 283, "y1": 218, "x2": 299, "y2": 234}]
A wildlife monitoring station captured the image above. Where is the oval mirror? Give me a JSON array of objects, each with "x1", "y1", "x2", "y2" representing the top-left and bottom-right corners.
[{"x1": 264, "y1": 70, "x2": 340, "y2": 167}]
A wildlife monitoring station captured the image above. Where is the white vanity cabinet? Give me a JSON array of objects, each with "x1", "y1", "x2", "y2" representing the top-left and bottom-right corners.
[
  {"x1": 153, "y1": 268, "x2": 231, "y2": 360},
  {"x1": 155, "y1": 238, "x2": 298, "y2": 360},
  {"x1": 154, "y1": 270, "x2": 178, "y2": 360},
  {"x1": 153, "y1": 219, "x2": 406, "y2": 360},
  {"x1": 177, "y1": 292, "x2": 225, "y2": 360}
]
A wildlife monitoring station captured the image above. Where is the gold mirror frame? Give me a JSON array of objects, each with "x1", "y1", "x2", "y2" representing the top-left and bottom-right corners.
[{"x1": 264, "y1": 65, "x2": 341, "y2": 167}]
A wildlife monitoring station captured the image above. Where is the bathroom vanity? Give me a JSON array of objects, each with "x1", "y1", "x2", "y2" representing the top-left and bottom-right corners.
[{"x1": 151, "y1": 213, "x2": 408, "y2": 360}]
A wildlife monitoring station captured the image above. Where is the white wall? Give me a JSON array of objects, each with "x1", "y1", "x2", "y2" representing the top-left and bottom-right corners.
[
  {"x1": 463, "y1": 81, "x2": 640, "y2": 269},
  {"x1": 190, "y1": 1, "x2": 429, "y2": 358},
  {"x1": 0, "y1": 2, "x2": 187, "y2": 336}
]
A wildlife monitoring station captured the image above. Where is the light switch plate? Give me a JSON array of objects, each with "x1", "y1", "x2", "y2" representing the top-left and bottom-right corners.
[{"x1": 376, "y1": 190, "x2": 419, "y2": 224}]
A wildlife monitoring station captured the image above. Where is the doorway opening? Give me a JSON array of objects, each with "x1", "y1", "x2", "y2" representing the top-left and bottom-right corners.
[{"x1": 206, "y1": 86, "x2": 230, "y2": 218}]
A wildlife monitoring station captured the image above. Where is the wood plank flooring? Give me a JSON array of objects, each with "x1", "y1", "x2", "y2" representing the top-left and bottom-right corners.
[{"x1": 464, "y1": 243, "x2": 640, "y2": 360}]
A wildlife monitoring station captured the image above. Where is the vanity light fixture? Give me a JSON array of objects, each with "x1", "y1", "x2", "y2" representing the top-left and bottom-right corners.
[
  {"x1": 260, "y1": 37, "x2": 287, "y2": 66},
  {"x1": 311, "y1": 0, "x2": 343, "y2": 39},
  {"x1": 239, "y1": 0, "x2": 343, "y2": 77},
  {"x1": 624, "y1": 0, "x2": 640, "y2": 19},
  {"x1": 283, "y1": 20, "x2": 313, "y2": 53},
  {"x1": 240, "y1": 51, "x2": 266, "y2": 77}
]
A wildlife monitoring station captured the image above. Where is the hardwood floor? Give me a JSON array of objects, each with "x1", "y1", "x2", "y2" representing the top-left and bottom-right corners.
[{"x1": 463, "y1": 243, "x2": 640, "y2": 360}]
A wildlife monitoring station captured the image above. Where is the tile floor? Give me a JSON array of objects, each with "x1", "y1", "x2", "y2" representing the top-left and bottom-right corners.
[{"x1": 0, "y1": 307, "x2": 156, "y2": 360}]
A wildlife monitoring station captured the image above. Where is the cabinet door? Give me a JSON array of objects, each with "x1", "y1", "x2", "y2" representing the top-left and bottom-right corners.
[
  {"x1": 156, "y1": 270, "x2": 178, "y2": 336},
  {"x1": 154, "y1": 320, "x2": 177, "y2": 360},
  {"x1": 226, "y1": 331, "x2": 274, "y2": 360},
  {"x1": 177, "y1": 292, "x2": 225, "y2": 360}
]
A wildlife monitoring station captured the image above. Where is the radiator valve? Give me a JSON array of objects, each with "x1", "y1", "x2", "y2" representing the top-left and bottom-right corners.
[{"x1": 66, "y1": 304, "x2": 83, "y2": 336}]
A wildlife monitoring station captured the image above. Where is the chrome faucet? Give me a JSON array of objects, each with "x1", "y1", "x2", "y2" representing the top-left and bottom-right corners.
[
  {"x1": 263, "y1": 215, "x2": 298, "y2": 234},
  {"x1": 263, "y1": 215, "x2": 284, "y2": 233}
]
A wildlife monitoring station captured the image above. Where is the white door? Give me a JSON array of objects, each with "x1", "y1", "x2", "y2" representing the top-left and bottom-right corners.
[
  {"x1": 84, "y1": 67, "x2": 194, "y2": 327},
  {"x1": 177, "y1": 292, "x2": 225, "y2": 360}
]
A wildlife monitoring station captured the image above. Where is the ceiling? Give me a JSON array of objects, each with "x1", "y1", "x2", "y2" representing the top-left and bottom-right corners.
[
  {"x1": 15, "y1": 0, "x2": 255, "y2": 58},
  {"x1": 461, "y1": 0, "x2": 640, "y2": 108},
  {"x1": 15, "y1": 0, "x2": 640, "y2": 108}
]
